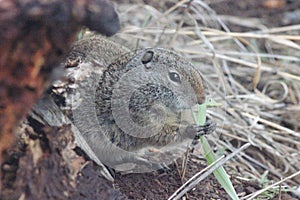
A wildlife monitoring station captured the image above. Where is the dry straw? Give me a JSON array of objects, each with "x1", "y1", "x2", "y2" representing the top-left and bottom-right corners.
[{"x1": 114, "y1": 0, "x2": 300, "y2": 198}]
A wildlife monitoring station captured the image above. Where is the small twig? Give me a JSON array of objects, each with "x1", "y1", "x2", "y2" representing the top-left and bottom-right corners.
[
  {"x1": 168, "y1": 143, "x2": 251, "y2": 200},
  {"x1": 181, "y1": 147, "x2": 191, "y2": 182},
  {"x1": 241, "y1": 170, "x2": 300, "y2": 200},
  {"x1": 278, "y1": 179, "x2": 282, "y2": 200},
  {"x1": 177, "y1": 49, "x2": 300, "y2": 82},
  {"x1": 241, "y1": 112, "x2": 300, "y2": 138},
  {"x1": 162, "y1": 0, "x2": 189, "y2": 17},
  {"x1": 169, "y1": 156, "x2": 224, "y2": 200},
  {"x1": 169, "y1": 0, "x2": 193, "y2": 48}
]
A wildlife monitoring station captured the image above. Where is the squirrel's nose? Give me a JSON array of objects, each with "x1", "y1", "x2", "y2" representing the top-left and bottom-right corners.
[
  {"x1": 192, "y1": 78, "x2": 205, "y2": 104},
  {"x1": 189, "y1": 69, "x2": 206, "y2": 104},
  {"x1": 196, "y1": 92, "x2": 205, "y2": 104}
]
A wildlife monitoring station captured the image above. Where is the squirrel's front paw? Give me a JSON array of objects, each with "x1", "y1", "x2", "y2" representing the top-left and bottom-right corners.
[{"x1": 186, "y1": 119, "x2": 216, "y2": 139}]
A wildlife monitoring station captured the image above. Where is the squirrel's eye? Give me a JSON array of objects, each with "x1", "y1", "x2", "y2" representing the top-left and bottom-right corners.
[{"x1": 169, "y1": 72, "x2": 181, "y2": 83}]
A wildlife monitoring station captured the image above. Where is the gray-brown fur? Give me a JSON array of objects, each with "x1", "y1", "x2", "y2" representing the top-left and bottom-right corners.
[
  {"x1": 67, "y1": 35, "x2": 130, "y2": 66},
  {"x1": 54, "y1": 35, "x2": 215, "y2": 171}
]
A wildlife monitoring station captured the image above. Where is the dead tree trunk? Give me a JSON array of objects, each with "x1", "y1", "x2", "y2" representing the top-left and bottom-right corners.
[
  {"x1": 0, "y1": 0, "x2": 119, "y2": 164},
  {"x1": 0, "y1": 0, "x2": 120, "y2": 197}
]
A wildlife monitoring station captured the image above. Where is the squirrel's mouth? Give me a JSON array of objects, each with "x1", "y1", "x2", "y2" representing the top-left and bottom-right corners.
[
  {"x1": 133, "y1": 103, "x2": 199, "y2": 127},
  {"x1": 179, "y1": 106, "x2": 198, "y2": 124},
  {"x1": 167, "y1": 104, "x2": 199, "y2": 126}
]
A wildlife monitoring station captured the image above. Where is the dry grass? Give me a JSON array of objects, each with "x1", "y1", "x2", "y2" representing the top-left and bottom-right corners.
[{"x1": 111, "y1": 0, "x2": 300, "y2": 198}]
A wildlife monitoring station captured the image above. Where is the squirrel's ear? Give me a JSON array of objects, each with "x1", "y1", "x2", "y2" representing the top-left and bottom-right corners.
[{"x1": 141, "y1": 50, "x2": 154, "y2": 68}]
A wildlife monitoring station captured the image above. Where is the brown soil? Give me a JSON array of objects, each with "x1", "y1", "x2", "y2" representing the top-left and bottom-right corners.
[
  {"x1": 114, "y1": 155, "x2": 253, "y2": 199},
  {"x1": 113, "y1": 152, "x2": 299, "y2": 199}
]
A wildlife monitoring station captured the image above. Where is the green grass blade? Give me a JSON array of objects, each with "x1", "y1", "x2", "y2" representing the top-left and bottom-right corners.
[{"x1": 195, "y1": 103, "x2": 239, "y2": 200}]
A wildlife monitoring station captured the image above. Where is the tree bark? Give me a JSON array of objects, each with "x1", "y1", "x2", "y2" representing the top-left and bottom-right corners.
[
  {"x1": 0, "y1": 1, "x2": 121, "y2": 197},
  {"x1": 0, "y1": 0, "x2": 119, "y2": 165}
]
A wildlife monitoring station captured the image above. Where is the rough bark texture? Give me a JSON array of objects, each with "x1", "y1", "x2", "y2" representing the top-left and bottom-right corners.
[
  {"x1": 0, "y1": 0, "x2": 119, "y2": 166},
  {"x1": 1, "y1": 120, "x2": 126, "y2": 200}
]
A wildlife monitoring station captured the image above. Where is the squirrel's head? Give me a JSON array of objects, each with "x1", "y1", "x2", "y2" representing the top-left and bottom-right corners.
[
  {"x1": 115, "y1": 49, "x2": 205, "y2": 102},
  {"x1": 96, "y1": 48, "x2": 207, "y2": 130}
]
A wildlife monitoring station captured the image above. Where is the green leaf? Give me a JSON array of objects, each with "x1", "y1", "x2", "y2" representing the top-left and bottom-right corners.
[{"x1": 194, "y1": 102, "x2": 239, "y2": 200}]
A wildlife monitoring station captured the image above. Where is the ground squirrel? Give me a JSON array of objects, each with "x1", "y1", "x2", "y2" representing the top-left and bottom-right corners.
[{"x1": 40, "y1": 35, "x2": 215, "y2": 173}]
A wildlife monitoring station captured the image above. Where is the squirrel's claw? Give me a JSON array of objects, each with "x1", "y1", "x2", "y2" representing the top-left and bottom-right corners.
[{"x1": 185, "y1": 119, "x2": 216, "y2": 140}]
